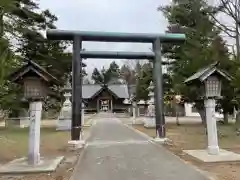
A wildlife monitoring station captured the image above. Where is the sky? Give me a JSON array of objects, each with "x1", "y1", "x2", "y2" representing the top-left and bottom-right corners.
[{"x1": 38, "y1": 0, "x2": 171, "y2": 74}]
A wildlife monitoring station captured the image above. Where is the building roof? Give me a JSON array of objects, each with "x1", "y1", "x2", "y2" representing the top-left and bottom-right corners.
[
  {"x1": 184, "y1": 62, "x2": 232, "y2": 84},
  {"x1": 9, "y1": 60, "x2": 58, "y2": 84},
  {"x1": 108, "y1": 84, "x2": 129, "y2": 99},
  {"x1": 82, "y1": 84, "x2": 102, "y2": 99},
  {"x1": 82, "y1": 84, "x2": 129, "y2": 99}
]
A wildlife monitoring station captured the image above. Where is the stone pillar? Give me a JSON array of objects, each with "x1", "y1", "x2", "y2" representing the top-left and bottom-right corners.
[
  {"x1": 205, "y1": 99, "x2": 219, "y2": 155},
  {"x1": 28, "y1": 101, "x2": 42, "y2": 165}
]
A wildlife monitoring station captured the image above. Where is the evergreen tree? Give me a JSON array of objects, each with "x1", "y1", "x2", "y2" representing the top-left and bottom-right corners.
[
  {"x1": 91, "y1": 68, "x2": 104, "y2": 84},
  {"x1": 159, "y1": 0, "x2": 233, "y2": 123},
  {"x1": 91, "y1": 61, "x2": 121, "y2": 84},
  {"x1": 0, "y1": 0, "x2": 74, "y2": 114},
  {"x1": 135, "y1": 62, "x2": 152, "y2": 100},
  {"x1": 120, "y1": 64, "x2": 136, "y2": 85}
]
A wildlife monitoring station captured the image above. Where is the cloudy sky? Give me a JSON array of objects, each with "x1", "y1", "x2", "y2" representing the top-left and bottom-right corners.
[{"x1": 39, "y1": 0, "x2": 171, "y2": 74}]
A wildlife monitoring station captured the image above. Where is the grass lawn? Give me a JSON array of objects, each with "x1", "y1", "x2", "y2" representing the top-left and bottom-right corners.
[{"x1": 133, "y1": 123, "x2": 240, "y2": 180}]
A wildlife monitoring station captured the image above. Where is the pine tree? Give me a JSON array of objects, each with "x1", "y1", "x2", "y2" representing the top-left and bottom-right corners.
[
  {"x1": 0, "y1": 0, "x2": 74, "y2": 114},
  {"x1": 159, "y1": 0, "x2": 233, "y2": 123},
  {"x1": 91, "y1": 61, "x2": 121, "y2": 84}
]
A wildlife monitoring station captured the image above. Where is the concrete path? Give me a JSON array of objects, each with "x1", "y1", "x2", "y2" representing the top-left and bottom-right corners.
[{"x1": 72, "y1": 113, "x2": 210, "y2": 180}]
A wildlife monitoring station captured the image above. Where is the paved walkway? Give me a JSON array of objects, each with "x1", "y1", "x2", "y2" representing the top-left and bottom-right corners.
[{"x1": 72, "y1": 113, "x2": 210, "y2": 180}]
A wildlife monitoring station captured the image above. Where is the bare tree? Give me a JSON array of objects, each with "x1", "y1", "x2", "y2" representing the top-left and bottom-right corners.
[
  {"x1": 120, "y1": 62, "x2": 137, "y2": 85},
  {"x1": 122, "y1": 59, "x2": 144, "y2": 71},
  {"x1": 209, "y1": 0, "x2": 240, "y2": 58}
]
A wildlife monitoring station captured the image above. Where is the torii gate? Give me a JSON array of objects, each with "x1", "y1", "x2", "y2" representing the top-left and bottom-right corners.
[{"x1": 46, "y1": 30, "x2": 185, "y2": 141}]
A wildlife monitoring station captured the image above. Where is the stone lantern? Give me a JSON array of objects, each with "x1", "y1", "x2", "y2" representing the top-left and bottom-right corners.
[
  {"x1": 185, "y1": 62, "x2": 232, "y2": 155},
  {"x1": 57, "y1": 92, "x2": 72, "y2": 131},
  {"x1": 147, "y1": 81, "x2": 155, "y2": 105},
  {"x1": 57, "y1": 78, "x2": 72, "y2": 131},
  {"x1": 23, "y1": 77, "x2": 47, "y2": 100},
  {"x1": 144, "y1": 81, "x2": 156, "y2": 128},
  {"x1": 9, "y1": 60, "x2": 58, "y2": 166}
]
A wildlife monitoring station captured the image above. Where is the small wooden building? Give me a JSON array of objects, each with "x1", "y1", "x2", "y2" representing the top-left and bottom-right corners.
[{"x1": 82, "y1": 84, "x2": 130, "y2": 113}]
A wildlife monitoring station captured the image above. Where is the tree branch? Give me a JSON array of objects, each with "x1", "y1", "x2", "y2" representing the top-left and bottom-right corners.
[
  {"x1": 209, "y1": 13, "x2": 236, "y2": 37},
  {"x1": 219, "y1": 0, "x2": 240, "y2": 26}
]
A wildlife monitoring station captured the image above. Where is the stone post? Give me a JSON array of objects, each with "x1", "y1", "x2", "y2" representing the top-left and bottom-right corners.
[
  {"x1": 28, "y1": 101, "x2": 42, "y2": 165},
  {"x1": 205, "y1": 99, "x2": 219, "y2": 155}
]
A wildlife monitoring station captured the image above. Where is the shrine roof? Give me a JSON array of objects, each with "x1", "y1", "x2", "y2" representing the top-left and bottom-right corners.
[{"x1": 82, "y1": 84, "x2": 129, "y2": 99}]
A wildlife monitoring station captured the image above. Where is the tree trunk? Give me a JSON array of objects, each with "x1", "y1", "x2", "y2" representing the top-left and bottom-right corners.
[
  {"x1": 235, "y1": 1, "x2": 240, "y2": 61},
  {"x1": 233, "y1": 106, "x2": 237, "y2": 119},
  {"x1": 197, "y1": 108, "x2": 207, "y2": 134},
  {"x1": 198, "y1": 109, "x2": 206, "y2": 124},
  {"x1": 0, "y1": 8, "x2": 3, "y2": 38},
  {"x1": 236, "y1": 28, "x2": 240, "y2": 60},
  {"x1": 223, "y1": 107, "x2": 229, "y2": 124},
  {"x1": 223, "y1": 112, "x2": 228, "y2": 124},
  {"x1": 235, "y1": 110, "x2": 240, "y2": 132},
  {"x1": 175, "y1": 103, "x2": 180, "y2": 126}
]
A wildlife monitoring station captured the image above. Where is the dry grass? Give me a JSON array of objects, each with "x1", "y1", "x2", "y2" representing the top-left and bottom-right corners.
[
  {"x1": 0, "y1": 127, "x2": 71, "y2": 163},
  {"x1": 0, "y1": 114, "x2": 96, "y2": 128},
  {"x1": 0, "y1": 126, "x2": 90, "y2": 180},
  {"x1": 133, "y1": 123, "x2": 240, "y2": 180}
]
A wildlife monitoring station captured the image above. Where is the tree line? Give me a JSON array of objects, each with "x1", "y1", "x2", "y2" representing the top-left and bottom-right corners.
[
  {"x1": 159, "y1": 0, "x2": 240, "y2": 128},
  {"x1": 89, "y1": 0, "x2": 240, "y2": 129},
  {"x1": 1, "y1": 0, "x2": 240, "y2": 129},
  {"x1": 0, "y1": 0, "x2": 75, "y2": 116}
]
